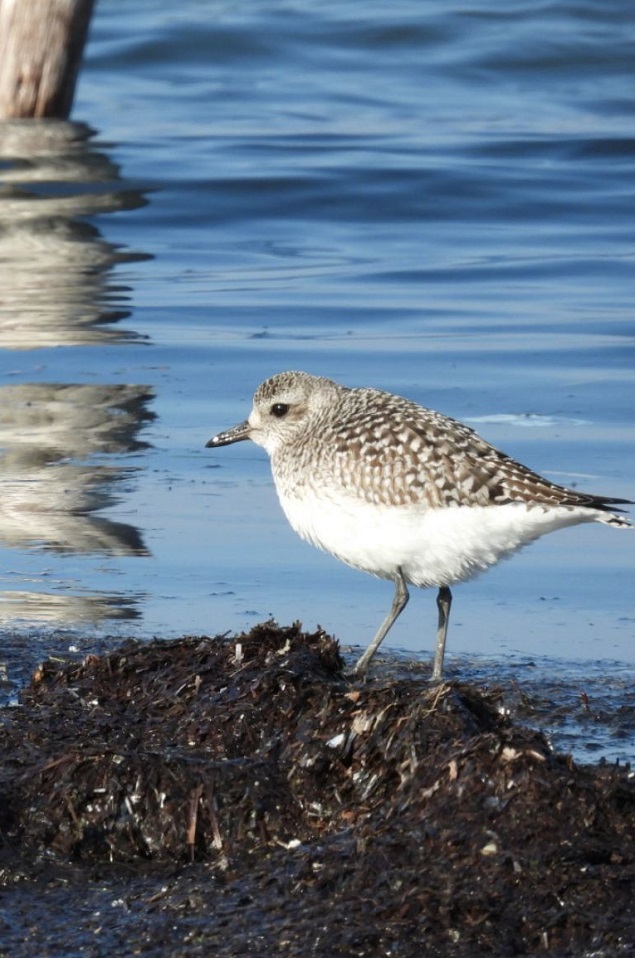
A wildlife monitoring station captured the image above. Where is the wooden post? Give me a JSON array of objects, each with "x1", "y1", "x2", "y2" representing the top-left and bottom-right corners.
[{"x1": 0, "y1": 0, "x2": 95, "y2": 119}]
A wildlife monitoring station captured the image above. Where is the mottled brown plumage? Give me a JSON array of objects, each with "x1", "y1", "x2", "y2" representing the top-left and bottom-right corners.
[{"x1": 252, "y1": 371, "x2": 630, "y2": 520}]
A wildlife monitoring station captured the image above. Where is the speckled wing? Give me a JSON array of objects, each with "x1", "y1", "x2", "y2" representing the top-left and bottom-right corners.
[{"x1": 317, "y1": 388, "x2": 631, "y2": 517}]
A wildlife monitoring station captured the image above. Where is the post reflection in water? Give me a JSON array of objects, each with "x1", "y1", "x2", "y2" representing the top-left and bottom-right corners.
[
  {"x1": 0, "y1": 383, "x2": 154, "y2": 555},
  {"x1": 0, "y1": 119, "x2": 154, "y2": 629},
  {"x1": 0, "y1": 119, "x2": 149, "y2": 348}
]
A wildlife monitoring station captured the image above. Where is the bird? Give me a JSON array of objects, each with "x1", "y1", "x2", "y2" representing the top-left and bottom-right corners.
[{"x1": 206, "y1": 371, "x2": 632, "y2": 680}]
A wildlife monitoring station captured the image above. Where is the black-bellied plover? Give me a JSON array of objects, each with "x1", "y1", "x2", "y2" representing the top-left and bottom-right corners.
[{"x1": 206, "y1": 371, "x2": 632, "y2": 680}]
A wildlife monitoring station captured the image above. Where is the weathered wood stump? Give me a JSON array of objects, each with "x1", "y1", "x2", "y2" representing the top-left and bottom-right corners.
[{"x1": 0, "y1": 0, "x2": 95, "y2": 119}]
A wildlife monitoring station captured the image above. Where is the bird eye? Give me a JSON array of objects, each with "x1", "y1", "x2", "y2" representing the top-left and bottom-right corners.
[{"x1": 270, "y1": 403, "x2": 289, "y2": 418}]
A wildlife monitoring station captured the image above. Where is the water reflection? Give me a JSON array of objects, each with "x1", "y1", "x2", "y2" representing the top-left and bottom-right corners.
[
  {"x1": 0, "y1": 383, "x2": 154, "y2": 555},
  {"x1": 0, "y1": 591, "x2": 141, "y2": 625},
  {"x1": 0, "y1": 119, "x2": 149, "y2": 348},
  {"x1": 0, "y1": 119, "x2": 155, "y2": 629}
]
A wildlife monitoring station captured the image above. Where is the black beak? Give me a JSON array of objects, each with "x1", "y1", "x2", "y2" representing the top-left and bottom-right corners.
[{"x1": 205, "y1": 419, "x2": 251, "y2": 448}]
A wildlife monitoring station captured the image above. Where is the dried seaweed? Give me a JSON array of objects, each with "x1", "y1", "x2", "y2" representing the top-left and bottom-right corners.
[{"x1": 0, "y1": 622, "x2": 633, "y2": 957}]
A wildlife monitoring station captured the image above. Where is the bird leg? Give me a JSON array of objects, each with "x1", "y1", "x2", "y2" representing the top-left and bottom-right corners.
[
  {"x1": 353, "y1": 568, "x2": 409, "y2": 676},
  {"x1": 432, "y1": 585, "x2": 452, "y2": 682}
]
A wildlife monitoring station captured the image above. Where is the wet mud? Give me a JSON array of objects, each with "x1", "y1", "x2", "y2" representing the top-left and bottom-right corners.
[{"x1": 0, "y1": 622, "x2": 633, "y2": 956}]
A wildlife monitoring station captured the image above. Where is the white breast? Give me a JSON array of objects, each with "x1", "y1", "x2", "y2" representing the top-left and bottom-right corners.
[{"x1": 275, "y1": 483, "x2": 600, "y2": 589}]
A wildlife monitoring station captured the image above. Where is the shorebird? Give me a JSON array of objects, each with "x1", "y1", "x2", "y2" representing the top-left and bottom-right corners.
[{"x1": 206, "y1": 371, "x2": 632, "y2": 680}]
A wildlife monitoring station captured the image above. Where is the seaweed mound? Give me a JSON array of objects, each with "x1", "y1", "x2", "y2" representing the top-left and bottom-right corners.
[{"x1": 0, "y1": 622, "x2": 634, "y2": 957}]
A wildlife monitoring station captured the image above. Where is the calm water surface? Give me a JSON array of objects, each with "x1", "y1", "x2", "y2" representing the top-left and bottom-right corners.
[{"x1": 0, "y1": 1, "x2": 633, "y2": 755}]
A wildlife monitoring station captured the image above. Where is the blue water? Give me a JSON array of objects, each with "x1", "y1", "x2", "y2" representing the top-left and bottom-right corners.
[{"x1": 0, "y1": 1, "x2": 633, "y2": 756}]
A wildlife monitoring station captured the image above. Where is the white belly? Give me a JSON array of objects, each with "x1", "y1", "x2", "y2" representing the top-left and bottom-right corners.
[{"x1": 276, "y1": 486, "x2": 598, "y2": 589}]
